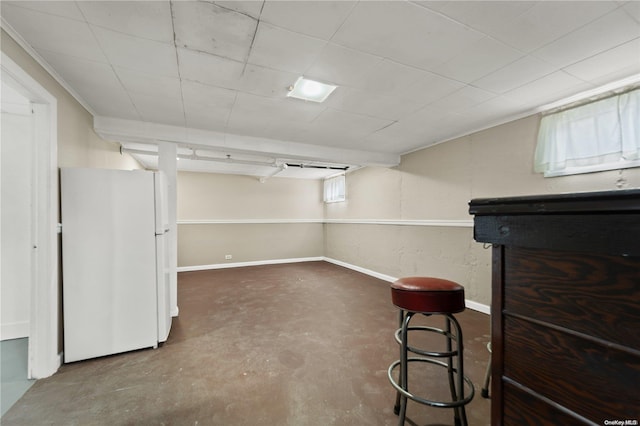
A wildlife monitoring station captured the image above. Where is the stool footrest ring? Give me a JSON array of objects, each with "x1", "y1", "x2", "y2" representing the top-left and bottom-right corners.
[
  {"x1": 388, "y1": 358, "x2": 475, "y2": 408},
  {"x1": 394, "y1": 326, "x2": 460, "y2": 358}
]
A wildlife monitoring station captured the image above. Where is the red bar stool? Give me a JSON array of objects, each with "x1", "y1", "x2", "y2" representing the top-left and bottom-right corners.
[{"x1": 387, "y1": 277, "x2": 475, "y2": 426}]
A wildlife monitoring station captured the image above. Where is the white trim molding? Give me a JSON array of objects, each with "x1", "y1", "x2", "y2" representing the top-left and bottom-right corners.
[
  {"x1": 177, "y1": 219, "x2": 473, "y2": 227},
  {"x1": 178, "y1": 219, "x2": 324, "y2": 225},
  {"x1": 324, "y1": 219, "x2": 474, "y2": 227},
  {"x1": 323, "y1": 257, "x2": 397, "y2": 283},
  {"x1": 177, "y1": 257, "x2": 324, "y2": 272}
]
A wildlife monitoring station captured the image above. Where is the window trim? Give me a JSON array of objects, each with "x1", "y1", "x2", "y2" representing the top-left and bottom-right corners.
[
  {"x1": 535, "y1": 84, "x2": 640, "y2": 178},
  {"x1": 323, "y1": 174, "x2": 346, "y2": 203}
]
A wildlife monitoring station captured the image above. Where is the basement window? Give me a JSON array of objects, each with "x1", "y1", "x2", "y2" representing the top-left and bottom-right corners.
[
  {"x1": 324, "y1": 175, "x2": 345, "y2": 203},
  {"x1": 534, "y1": 86, "x2": 639, "y2": 177}
]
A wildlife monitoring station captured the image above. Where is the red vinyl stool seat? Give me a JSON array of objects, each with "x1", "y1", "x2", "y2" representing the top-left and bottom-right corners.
[{"x1": 388, "y1": 277, "x2": 474, "y2": 426}]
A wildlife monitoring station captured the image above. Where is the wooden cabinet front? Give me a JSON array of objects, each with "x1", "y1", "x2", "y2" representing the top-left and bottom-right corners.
[{"x1": 470, "y1": 190, "x2": 640, "y2": 425}]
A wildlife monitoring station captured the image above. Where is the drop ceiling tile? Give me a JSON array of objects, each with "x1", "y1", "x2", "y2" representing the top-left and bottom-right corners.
[
  {"x1": 563, "y1": 37, "x2": 640, "y2": 85},
  {"x1": 213, "y1": 1, "x2": 265, "y2": 20},
  {"x1": 364, "y1": 105, "x2": 465, "y2": 152},
  {"x1": 260, "y1": 0, "x2": 356, "y2": 40},
  {"x1": 427, "y1": 85, "x2": 496, "y2": 113},
  {"x1": 533, "y1": 8, "x2": 640, "y2": 68},
  {"x1": 93, "y1": 27, "x2": 178, "y2": 77},
  {"x1": 37, "y1": 49, "x2": 138, "y2": 119},
  {"x1": 624, "y1": 1, "x2": 640, "y2": 22},
  {"x1": 472, "y1": 55, "x2": 558, "y2": 94},
  {"x1": 462, "y1": 96, "x2": 530, "y2": 127},
  {"x1": 226, "y1": 92, "x2": 327, "y2": 143},
  {"x1": 332, "y1": 1, "x2": 485, "y2": 71},
  {"x1": 247, "y1": 22, "x2": 327, "y2": 74},
  {"x1": 181, "y1": 80, "x2": 237, "y2": 109},
  {"x1": 326, "y1": 88, "x2": 424, "y2": 121},
  {"x1": 115, "y1": 67, "x2": 182, "y2": 100},
  {"x1": 258, "y1": 120, "x2": 311, "y2": 144},
  {"x1": 503, "y1": 71, "x2": 595, "y2": 108},
  {"x1": 433, "y1": 36, "x2": 523, "y2": 84},
  {"x1": 304, "y1": 43, "x2": 383, "y2": 87},
  {"x1": 413, "y1": 1, "x2": 536, "y2": 35},
  {"x1": 354, "y1": 59, "x2": 426, "y2": 95},
  {"x1": 303, "y1": 108, "x2": 394, "y2": 148},
  {"x1": 3, "y1": 1, "x2": 84, "y2": 20},
  {"x1": 178, "y1": 48, "x2": 245, "y2": 89},
  {"x1": 77, "y1": 1, "x2": 174, "y2": 44},
  {"x1": 184, "y1": 104, "x2": 233, "y2": 133},
  {"x1": 172, "y1": 1, "x2": 257, "y2": 62},
  {"x1": 129, "y1": 91, "x2": 185, "y2": 127},
  {"x1": 181, "y1": 81, "x2": 235, "y2": 131},
  {"x1": 230, "y1": 92, "x2": 325, "y2": 126},
  {"x1": 180, "y1": 53, "x2": 298, "y2": 99},
  {"x1": 479, "y1": 1, "x2": 619, "y2": 52},
  {"x1": 237, "y1": 63, "x2": 300, "y2": 98},
  {"x1": 394, "y1": 71, "x2": 465, "y2": 106},
  {"x1": 1, "y1": 3, "x2": 107, "y2": 63}
]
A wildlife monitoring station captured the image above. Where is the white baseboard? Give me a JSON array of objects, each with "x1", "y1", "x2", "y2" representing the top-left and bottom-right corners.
[
  {"x1": 322, "y1": 257, "x2": 397, "y2": 282},
  {"x1": 177, "y1": 256, "x2": 324, "y2": 272},
  {"x1": 178, "y1": 256, "x2": 491, "y2": 315},
  {"x1": 1, "y1": 321, "x2": 29, "y2": 341},
  {"x1": 464, "y1": 299, "x2": 491, "y2": 315},
  {"x1": 323, "y1": 257, "x2": 491, "y2": 315}
]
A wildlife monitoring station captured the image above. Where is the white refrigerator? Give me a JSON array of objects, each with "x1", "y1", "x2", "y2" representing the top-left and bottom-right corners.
[{"x1": 61, "y1": 168, "x2": 172, "y2": 363}]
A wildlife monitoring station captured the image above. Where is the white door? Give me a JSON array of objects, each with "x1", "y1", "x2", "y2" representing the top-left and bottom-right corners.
[{"x1": 1, "y1": 84, "x2": 33, "y2": 341}]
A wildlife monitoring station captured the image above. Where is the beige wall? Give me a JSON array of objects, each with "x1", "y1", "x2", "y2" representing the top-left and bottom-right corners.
[
  {"x1": 324, "y1": 114, "x2": 640, "y2": 307},
  {"x1": 178, "y1": 172, "x2": 324, "y2": 220},
  {"x1": 177, "y1": 172, "x2": 324, "y2": 267},
  {"x1": 178, "y1": 223, "x2": 323, "y2": 267}
]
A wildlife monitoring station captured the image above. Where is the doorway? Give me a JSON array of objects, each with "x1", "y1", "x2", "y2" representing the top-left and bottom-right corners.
[
  {"x1": 1, "y1": 52, "x2": 59, "y2": 387},
  {"x1": 1, "y1": 80, "x2": 35, "y2": 416}
]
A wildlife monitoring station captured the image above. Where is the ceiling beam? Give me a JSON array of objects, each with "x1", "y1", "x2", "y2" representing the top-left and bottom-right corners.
[{"x1": 94, "y1": 116, "x2": 400, "y2": 168}]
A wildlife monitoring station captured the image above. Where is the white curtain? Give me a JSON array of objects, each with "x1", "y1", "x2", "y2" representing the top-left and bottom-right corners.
[
  {"x1": 534, "y1": 88, "x2": 640, "y2": 174},
  {"x1": 324, "y1": 175, "x2": 345, "y2": 203}
]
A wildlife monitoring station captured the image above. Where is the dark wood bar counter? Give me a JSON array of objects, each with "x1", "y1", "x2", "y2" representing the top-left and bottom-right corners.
[{"x1": 469, "y1": 190, "x2": 640, "y2": 425}]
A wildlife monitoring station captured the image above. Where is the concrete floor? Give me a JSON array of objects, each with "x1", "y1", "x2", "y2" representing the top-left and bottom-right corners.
[{"x1": 1, "y1": 261, "x2": 490, "y2": 425}]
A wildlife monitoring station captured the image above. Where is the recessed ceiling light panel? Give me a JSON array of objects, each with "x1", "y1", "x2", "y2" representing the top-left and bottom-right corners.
[{"x1": 287, "y1": 77, "x2": 337, "y2": 103}]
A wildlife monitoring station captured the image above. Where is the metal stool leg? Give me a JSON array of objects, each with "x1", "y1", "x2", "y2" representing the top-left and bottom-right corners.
[
  {"x1": 451, "y1": 315, "x2": 468, "y2": 426},
  {"x1": 394, "y1": 310, "x2": 404, "y2": 415},
  {"x1": 445, "y1": 316, "x2": 462, "y2": 425},
  {"x1": 397, "y1": 312, "x2": 413, "y2": 426}
]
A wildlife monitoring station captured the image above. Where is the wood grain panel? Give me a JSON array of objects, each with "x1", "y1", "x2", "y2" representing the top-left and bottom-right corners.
[
  {"x1": 473, "y1": 214, "x2": 640, "y2": 256},
  {"x1": 491, "y1": 245, "x2": 505, "y2": 425},
  {"x1": 503, "y1": 380, "x2": 592, "y2": 426},
  {"x1": 504, "y1": 247, "x2": 640, "y2": 349},
  {"x1": 503, "y1": 315, "x2": 640, "y2": 423}
]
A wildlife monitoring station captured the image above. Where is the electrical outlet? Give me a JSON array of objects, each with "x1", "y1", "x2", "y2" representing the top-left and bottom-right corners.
[{"x1": 225, "y1": 254, "x2": 232, "y2": 260}]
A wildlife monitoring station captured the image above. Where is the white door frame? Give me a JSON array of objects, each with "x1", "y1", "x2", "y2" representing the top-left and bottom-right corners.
[{"x1": 1, "y1": 52, "x2": 60, "y2": 378}]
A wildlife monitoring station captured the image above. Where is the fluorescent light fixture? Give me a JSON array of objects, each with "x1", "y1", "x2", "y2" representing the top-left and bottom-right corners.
[{"x1": 287, "y1": 77, "x2": 337, "y2": 102}]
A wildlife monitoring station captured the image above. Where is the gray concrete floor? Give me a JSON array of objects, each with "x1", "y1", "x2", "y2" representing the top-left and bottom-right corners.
[
  {"x1": 1, "y1": 261, "x2": 491, "y2": 425},
  {"x1": 1, "y1": 338, "x2": 35, "y2": 417}
]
